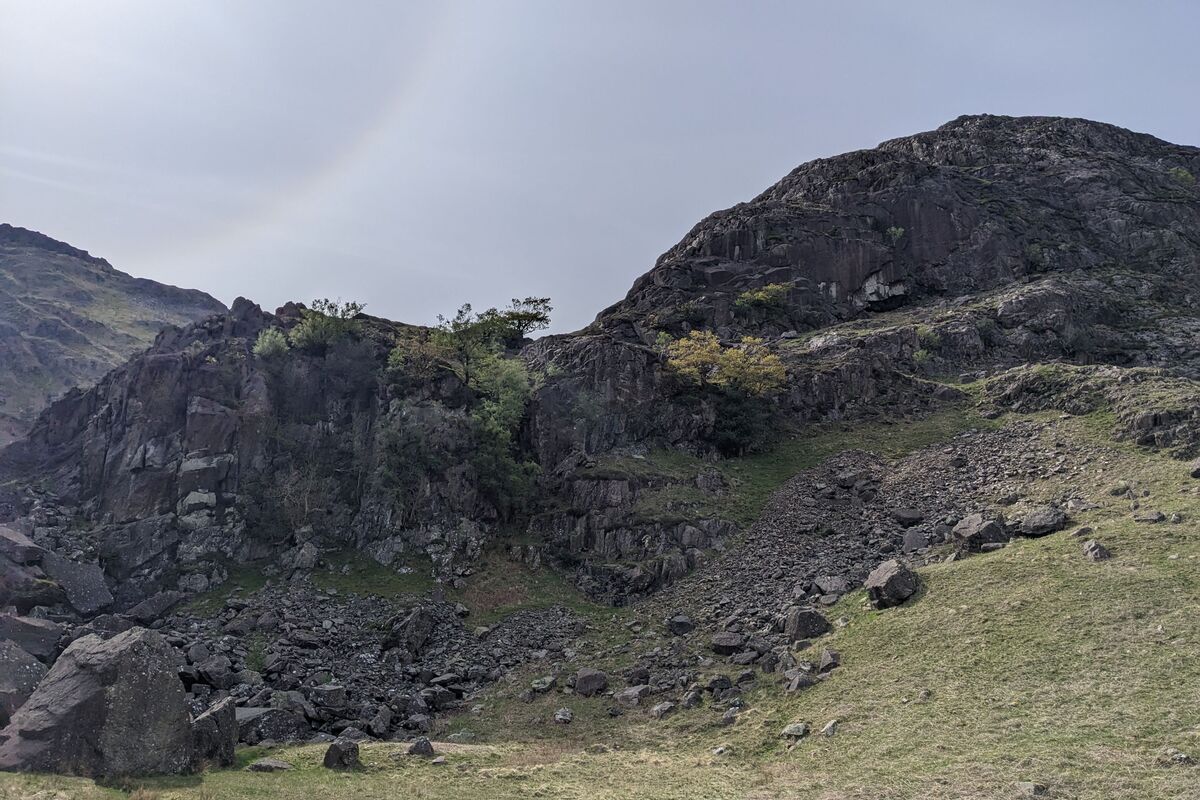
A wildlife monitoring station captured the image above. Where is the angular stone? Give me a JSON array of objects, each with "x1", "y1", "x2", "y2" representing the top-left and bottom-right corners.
[
  {"x1": 39, "y1": 552, "x2": 113, "y2": 615},
  {"x1": 781, "y1": 608, "x2": 831, "y2": 643},
  {"x1": 191, "y1": 697, "x2": 237, "y2": 767},
  {"x1": 323, "y1": 738, "x2": 360, "y2": 769},
  {"x1": 574, "y1": 668, "x2": 608, "y2": 697},
  {"x1": 1019, "y1": 505, "x2": 1067, "y2": 537},
  {"x1": 235, "y1": 707, "x2": 309, "y2": 744},
  {"x1": 0, "y1": 640, "x2": 46, "y2": 727},
  {"x1": 952, "y1": 514, "x2": 1007, "y2": 551},
  {"x1": 710, "y1": 632, "x2": 745, "y2": 655},
  {"x1": 864, "y1": 560, "x2": 919, "y2": 609},
  {"x1": 0, "y1": 627, "x2": 193, "y2": 777},
  {"x1": 0, "y1": 615, "x2": 63, "y2": 662}
]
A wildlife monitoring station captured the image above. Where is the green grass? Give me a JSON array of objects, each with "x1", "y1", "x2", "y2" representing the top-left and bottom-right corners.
[
  {"x1": 182, "y1": 567, "x2": 268, "y2": 616},
  {"x1": 310, "y1": 551, "x2": 435, "y2": 599},
  {"x1": 9, "y1": 414, "x2": 1200, "y2": 798},
  {"x1": 449, "y1": 553, "x2": 624, "y2": 629},
  {"x1": 621, "y1": 404, "x2": 997, "y2": 527}
]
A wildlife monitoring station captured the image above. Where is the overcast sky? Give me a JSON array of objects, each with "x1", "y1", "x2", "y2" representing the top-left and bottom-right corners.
[{"x1": 2, "y1": 1, "x2": 1198, "y2": 333}]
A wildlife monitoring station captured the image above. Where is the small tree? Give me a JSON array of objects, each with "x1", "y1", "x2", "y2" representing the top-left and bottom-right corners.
[
  {"x1": 431, "y1": 304, "x2": 503, "y2": 388},
  {"x1": 665, "y1": 331, "x2": 786, "y2": 396},
  {"x1": 734, "y1": 283, "x2": 791, "y2": 313},
  {"x1": 498, "y1": 297, "x2": 553, "y2": 338}
]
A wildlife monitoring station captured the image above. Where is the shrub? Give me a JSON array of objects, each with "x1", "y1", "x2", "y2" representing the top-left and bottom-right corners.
[
  {"x1": 252, "y1": 328, "x2": 289, "y2": 360},
  {"x1": 468, "y1": 355, "x2": 539, "y2": 516},
  {"x1": 916, "y1": 325, "x2": 942, "y2": 349},
  {"x1": 1169, "y1": 166, "x2": 1196, "y2": 186},
  {"x1": 288, "y1": 298, "x2": 364, "y2": 355},
  {"x1": 734, "y1": 283, "x2": 791, "y2": 313},
  {"x1": 887, "y1": 226, "x2": 905, "y2": 243},
  {"x1": 913, "y1": 348, "x2": 933, "y2": 365}
]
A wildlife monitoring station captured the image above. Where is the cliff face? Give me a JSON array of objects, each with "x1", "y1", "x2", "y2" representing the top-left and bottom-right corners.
[
  {"x1": 3, "y1": 115, "x2": 1200, "y2": 610},
  {"x1": 0, "y1": 224, "x2": 226, "y2": 444}
]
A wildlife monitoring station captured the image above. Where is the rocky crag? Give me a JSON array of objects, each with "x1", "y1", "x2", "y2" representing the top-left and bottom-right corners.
[
  {"x1": 2, "y1": 115, "x2": 1200, "y2": 769},
  {"x1": 0, "y1": 224, "x2": 226, "y2": 445}
]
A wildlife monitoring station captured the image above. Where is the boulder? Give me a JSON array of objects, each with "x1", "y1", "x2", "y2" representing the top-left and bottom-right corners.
[
  {"x1": 322, "y1": 738, "x2": 360, "y2": 769},
  {"x1": 0, "y1": 641, "x2": 46, "y2": 726},
  {"x1": 574, "y1": 668, "x2": 608, "y2": 697},
  {"x1": 781, "y1": 608, "x2": 831, "y2": 642},
  {"x1": 408, "y1": 736, "x2": 435, "y2": 756},
  {"x1": 1082, "y1": 540, "x2": 1111, "y2": 562},
  {"x1": 0, "y1": 526, "x2": 42, "y2": 564},
  {"x1": 191, "y1": 697, "x2": 238, "y2": 767},
  {"x1": 0, "y1": 615, "x2": 63, "y2": 662},
  {"x1": 0, "y1": 627, "x2": 193, "y2": 777},
  {"x1": 666, "y1": 613, "x2": 695, "y2": 636},
  {"x1": 385, "y1": 607, "x2": 436, "y2": 656},
  {"x1": 247, "y1": 757, "x2": 293, "y2": 772},
  {"x1": 126, "y1": 590, "x2": 186, "y2": 624},
  {"x1": 890, "y1": 508, "x2": 924, "y2": 528},
  {"x1": 39, "y1": 552, "x2": 113, "y2": 615},
  {"x1": 1189, "y1": 459, "x2": 1200, "y2": 479},
  {"x1": 614, "y1": 685, "x2": 651, "y2": 707},
  {"x1": 780, "y1": 722, "x2": 809, "y2": 740},
  {"x1": 710, "y1": 632, "x2": 745, "y2": 655},
  {"x1": 952, "y1": 514, "x2": 1008, "y2": 551},
  {"x1": 235, "y1": 707, "x2": 309, "y2": 744},
  {"x1": 864, "y1": 560, "x2": 919, "y2": 609},
  {"x1": 1019, "y1": 505, "x2": 1067, "y2": 537}
]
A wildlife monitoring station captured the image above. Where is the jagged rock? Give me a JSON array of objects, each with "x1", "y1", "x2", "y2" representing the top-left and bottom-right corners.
[
  {"x1": 710, "y1": 632, "x2": 745, "y2": 655},
  {"x1": 574, "y1": 668, "x2": 608, "y2": 697},
  {"x1": 39, "y1": 552, "x2": 113, "y2": 615},
  {"x1": 781, "y1": 608, "x2": 831, "y2": 642},
  {"x1": 890, "y1": 508, "x2": 925, "y2": 528},
  {"x1": 553, "y1": 707, "x2": 573, "y2": 724},
  {"x1": 126, "y1": 591, "x2": 186, "y2": 623},
  {"x1": 952, "y1": 514, "x2": 1008, "y2": 551},
  {"x1": 667, "y1": 613, "x2": 695, "y2": 636},
  {"x1": 780, "y1": 722, "x2": 809, "y2": 740},
  {"x1": 0, "y1": 615, "x2": 63, "y2": 662},
  {"x1": 235, "y1": 707, "x2": 309, "y2": 745},
  {"x1": 408, "y1": 736, "x2": 435, "y2": 756},
  {"x1": 1133, "y1": 510, "x2": 1166, "y2": 524},
  {"x1": 0, "y1": 641, "x2": 46, "y2": 727},
  {"x1": 650, "y1": 701, "x2": 675, "y2": 719},
  {"x1": 323, "y1": 738, "x2": 360, "y2": 769},
  {"x1": 1082, "y1": 540, "x2": 1111, "y2": 562},
  {"x1": 247, "y1": 757, "x2": 293, "y2": 772},
  {"x1": 864, "y1": 560, "x2": 919, "y2": 609},
  {"x1": 1019, "y1": 506, "x2": 1067, "y2": 537},
  {"x1": 386, "y1": 607, "x2": 436, "y2": 656},
  {"x1": 614, "y1": 685, "x2": 651, "y2": 707},
  {"x1": 191, "y1": 697, "x2": 237, "y2": 767},
  {"x1": 817, "y1": 649, "x2": 841, "y2": 674},
  {"x1": 0, "y1": 627, "x2": 192, "y2": 777}
]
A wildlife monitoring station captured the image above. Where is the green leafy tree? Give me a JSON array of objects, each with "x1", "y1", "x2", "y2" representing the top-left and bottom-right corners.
[
  {"x1": 664, "y1": 331, "x2": 786, "y2": 395},
  {"x1": 289, "y1": 298, "x2": 365, "y2": 355}
]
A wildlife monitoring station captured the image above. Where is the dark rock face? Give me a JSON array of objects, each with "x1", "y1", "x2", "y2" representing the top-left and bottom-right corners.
[
  {"x1": 234, "y1": 707, "x2": 309, "y2": 745},
  {"x1": 0, "y1": 627, "x2": 193, "y2": 777},
  {"x1": 322, "y1": 738, "x2": 360, "y2": 769},
  {"x1": 0, "y1": 641, "x2": 46, "y2": 727},
  {"x1": 0, "y1": 224, "x2": 225, "y2": 445}
]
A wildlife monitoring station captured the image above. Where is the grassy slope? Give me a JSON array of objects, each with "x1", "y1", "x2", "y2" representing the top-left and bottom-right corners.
[{"x1": 5, "y1": 413, "x2": 1200, "y2": 799}]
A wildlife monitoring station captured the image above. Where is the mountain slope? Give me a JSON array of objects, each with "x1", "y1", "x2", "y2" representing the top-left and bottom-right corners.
[
  {"x1": 0, "y1": 224, "x2": 226, "y2": 444},
  {"x1": 1, "y1": 116, "x2": 1200, "y2": 797}
]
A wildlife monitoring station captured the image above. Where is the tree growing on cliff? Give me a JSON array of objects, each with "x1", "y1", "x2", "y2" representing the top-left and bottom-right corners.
[
  {"x1": 664, "y1": 331, "x2": 787, "y2": 395},
  {"x1": 288, "y1": 299, "x2": 365, "y2": 355}
]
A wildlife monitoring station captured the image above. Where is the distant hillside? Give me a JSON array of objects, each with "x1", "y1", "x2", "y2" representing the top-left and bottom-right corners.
[{"x1": 0, "y1": 224, "x2": 225, "y2": 444}]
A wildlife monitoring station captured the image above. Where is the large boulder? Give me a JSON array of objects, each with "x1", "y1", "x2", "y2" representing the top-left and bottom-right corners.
[
  {"x1": 864, "y1": 560, "x2": 920, "y2": 609},
  {"x1": 781, "y1": 608, "x2": 832, "y2": 642},
  {"x1": 39, "y1": 552, "x2": 113, "y2": 616},
  {"x1": 235, "y1": 706, "x2": 309, "y2": 745},
  {"x1": 574, "y1": 668, "x2": 609, "y2": 697},
  {"x1": 191, "y1": 696, "x2": 238, "y2": 767},
  {"x1": 1019, "y1": 505, "x2": 1067, "y2": 537},
  {"x1": 0, "y1": 615, "x2": 63, "y2": 662},
  {"x1": 952, "y1": 514, "x2": 1008, "y2": 551},
  {"x1": 0, "y1": 627, "x2": 193, "y2": 777},
  {"x1": 0, "y1": 641, "x2": 46, "y2": 727}
]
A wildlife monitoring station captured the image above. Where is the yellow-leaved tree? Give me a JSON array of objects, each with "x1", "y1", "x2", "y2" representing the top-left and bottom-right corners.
[{"x1": 664, "y1": 331, "x2": 786, "y2": 396}]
